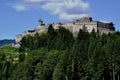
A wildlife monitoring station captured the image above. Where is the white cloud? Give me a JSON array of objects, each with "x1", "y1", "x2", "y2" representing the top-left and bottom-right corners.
[
  {"x1": 7, "y1": 0, "x2": 90, "y2": 20},
  {"x1": 24, "y1": 0, "x2": 43, "y2": 3},
  {"x1": 101, "y1": 20, "x2": 111, "y2": 23},
  {"x1": 42, "y1": 0, "x2": 90, "y2": 20},
  {"x1": 60, "y1": 13, "x2": 89, "y2": 20},
  {"x1": 11, "y1": 4, "x2": 27, "y2": 11},
  {"x1": 23, "y1": 0, "x2": 58, "y2": 3}
]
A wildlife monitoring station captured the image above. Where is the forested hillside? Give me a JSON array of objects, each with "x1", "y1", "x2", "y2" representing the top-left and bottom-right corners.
[{"x1": 0, "y1": 25, "x2": 120, "y2": 80}]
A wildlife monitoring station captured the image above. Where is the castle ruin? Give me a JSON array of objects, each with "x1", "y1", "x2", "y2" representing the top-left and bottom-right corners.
[{"x1": 16, "y1": 17, "x2": 115, "y2": 43}]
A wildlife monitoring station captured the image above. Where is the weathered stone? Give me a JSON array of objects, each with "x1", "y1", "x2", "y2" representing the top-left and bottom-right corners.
[{"x1": 16, "y1": 17, "x2": 115, "y2": 42}]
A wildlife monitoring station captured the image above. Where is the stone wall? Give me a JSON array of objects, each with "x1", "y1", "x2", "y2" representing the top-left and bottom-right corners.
[
  {"x1": 97, "y1": 22, "x2": 115, "y2": 34},
  {"x1": 24, "y1": 30, "x2": 37, "y2": 36},
  {"x1": 38, "y1": 25, "x2": 48, "y2": 33},
  {"x1": 16, "y1": 17, "x2": 115, "y2": 43},
  {"x1": 75, "y1": 21, "x2": 98, "y2": 32},
  {"x1": 16, "y1": 34, "x2": 22, "y2": 43}
]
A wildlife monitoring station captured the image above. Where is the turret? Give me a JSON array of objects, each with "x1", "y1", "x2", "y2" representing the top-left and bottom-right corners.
[{"x1": 38, "y1": 18, "x2": 45, "y2": 27}]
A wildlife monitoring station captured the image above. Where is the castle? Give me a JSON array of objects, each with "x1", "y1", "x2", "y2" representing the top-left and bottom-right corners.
[{"x1": 16, "y1": 17, "x2": 115, "y2": 43}]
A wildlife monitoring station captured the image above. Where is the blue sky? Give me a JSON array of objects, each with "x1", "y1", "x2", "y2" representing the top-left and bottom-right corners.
[{"x1": 0, "y1": 0, "x2": 120, "y2": 39}]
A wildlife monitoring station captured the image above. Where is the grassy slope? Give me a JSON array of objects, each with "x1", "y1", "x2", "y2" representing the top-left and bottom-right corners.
[{"x1": 0, "y1": 45, "x2": 19, "y2": 59}]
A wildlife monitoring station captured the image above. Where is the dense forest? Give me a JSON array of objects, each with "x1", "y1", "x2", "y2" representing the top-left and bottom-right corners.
[{"x1": 0, "y1": 25, "x2": 120, "y2": 80}]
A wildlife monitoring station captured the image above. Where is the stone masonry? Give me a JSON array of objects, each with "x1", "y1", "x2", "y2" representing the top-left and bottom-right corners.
[{"x1": 16, "y1": 17, "x2": 115, "y2": 42}]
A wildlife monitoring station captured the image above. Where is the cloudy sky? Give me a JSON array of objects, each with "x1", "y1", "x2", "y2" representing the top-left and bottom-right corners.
[{"x1": 0, "y1": 0, "x2": 120, "y2": 39}]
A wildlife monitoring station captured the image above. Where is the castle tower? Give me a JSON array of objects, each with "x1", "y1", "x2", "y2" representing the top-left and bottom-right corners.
[
  {"x1": 16, "y1": 34, "x2": 22, "y2": 43},
  {"x1": 38, "y1": 18, "x2": 44, "y2": 28},
  {"x1": 39, "y1": 19, "x2": 43, "y2": 25}
]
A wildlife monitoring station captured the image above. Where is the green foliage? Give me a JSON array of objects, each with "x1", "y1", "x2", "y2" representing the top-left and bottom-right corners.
[
  {"x1": 0, "y1": 45, "x2": 19, "y2": 80},
  {"x1": 10, "y1": 48, "x2": 47, "y2": 80},
  {"x1": 52, "y1": 27, "x2": 74, "y2": 50},
  {"x1": 52, "y1": 51, "x2": 68, "y2": 80},
  {"x1": 0, "y1": 45, "x2": 19, "y2": 57},
  {"x1": 1, "y1": 28, "x2": 120, "y2": 80},
  {"x1": 34, "y1": 50, "x2": 63, "y2": 80}
]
